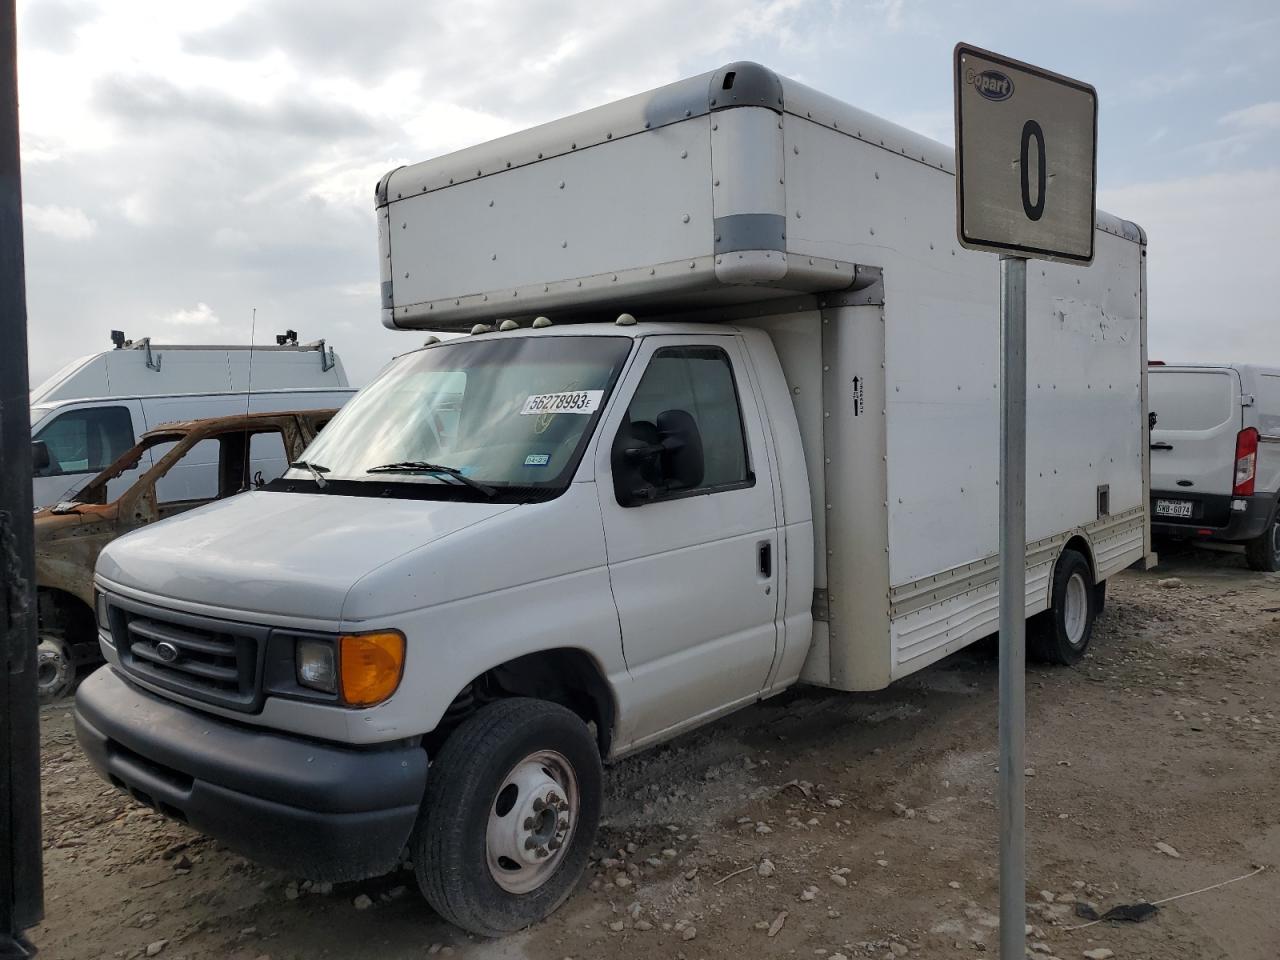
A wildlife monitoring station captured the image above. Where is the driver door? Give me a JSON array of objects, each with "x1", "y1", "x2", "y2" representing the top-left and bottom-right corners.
[{"x1": 595, "y1": 335, "x2": 780, "y2": 749}]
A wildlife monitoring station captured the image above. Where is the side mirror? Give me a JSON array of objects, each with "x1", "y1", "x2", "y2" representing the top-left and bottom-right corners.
[
  {"x1": 655, "y1": 409, "x2": 704, "y2": 490},
  {"x1": 612, "y1": 409, "x2": 704, "y2": 505},
  {"x1": 31, "y1": 440, "x2": 51, "y2": 474}
]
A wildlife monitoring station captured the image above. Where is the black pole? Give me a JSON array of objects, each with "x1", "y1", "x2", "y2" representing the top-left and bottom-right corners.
[{"x1": 0, "y1": 0, "x2": 44, "y2": 953}]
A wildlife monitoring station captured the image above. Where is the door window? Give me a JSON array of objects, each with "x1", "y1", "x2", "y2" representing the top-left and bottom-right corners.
[
  {"x1": 1258, "y1": 374, "x2": 1280, "y2": 438},
  {"x1": 248, "y1": 430, "x2": 289, "y2": 486},
  {"x1": 613, "y1": 345, "x2": 752, "y2": 504},
  {"x1": 33, "y1": 406, "x2": 134, "y2": 477},
  {"x1": 154, "y1": 439, "x2": 221, "y2": 504}
]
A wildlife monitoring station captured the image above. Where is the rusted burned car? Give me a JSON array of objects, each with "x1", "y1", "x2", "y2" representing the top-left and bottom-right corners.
[{"x1": 35, "y1": 409, "x2": 335, "y2": 701}]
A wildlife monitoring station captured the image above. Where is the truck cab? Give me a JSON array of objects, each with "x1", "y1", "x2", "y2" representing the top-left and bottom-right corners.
[{"x1": 75, "y1": 321, "x2": 810, "y2": 931}]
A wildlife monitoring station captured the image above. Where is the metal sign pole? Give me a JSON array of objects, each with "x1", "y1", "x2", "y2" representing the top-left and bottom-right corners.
[
  {"x1": 0, "y1": 0, "x2": 45, "y2": 953},
  {"x1": 997, "y1": 254, "x2": 1027, "y2": 960}
]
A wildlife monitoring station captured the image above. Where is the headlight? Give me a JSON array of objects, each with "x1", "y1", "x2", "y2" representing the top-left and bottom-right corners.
[
  {"x1": 296, "y1": 639, "x2": 338, "y2": 693},
  {"x1": 95, "y1": 591, "x2": 113, "y2": 643},
  {"x1": 293, "y1": 631, "x2": 405, "y2": 706}
]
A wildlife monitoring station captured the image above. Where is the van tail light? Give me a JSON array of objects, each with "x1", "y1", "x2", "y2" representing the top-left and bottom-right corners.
[{"x1": 1233, "y1": 428, "x2": 1259, "y2": 496}]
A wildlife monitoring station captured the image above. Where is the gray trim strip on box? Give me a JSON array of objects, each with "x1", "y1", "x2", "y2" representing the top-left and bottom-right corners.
[
  {"x1": 714, "y1": 213, "x2": 786, "y2": 253},
  {"x1": 381, "y1": 281, "x2": 395, "y2": 310}
]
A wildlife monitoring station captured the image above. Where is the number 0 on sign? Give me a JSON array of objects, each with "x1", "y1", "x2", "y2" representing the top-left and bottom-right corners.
[{"x1": 954, "y1": 44, "x2": 1097, "y2": 263}]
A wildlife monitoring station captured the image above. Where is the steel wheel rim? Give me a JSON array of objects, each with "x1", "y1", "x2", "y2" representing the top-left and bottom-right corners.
[
  {"x1": 1063, "y1": 572, "x2": 1089, "y2": 646},
  {"x1": 37, "y1": 636, "x2": 71, "y2": 699},
  {"x1": 485, "y1": 749, "x2": 579, "y2": 895}
]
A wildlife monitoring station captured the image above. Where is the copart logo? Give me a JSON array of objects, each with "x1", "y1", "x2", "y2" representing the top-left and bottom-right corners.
[{"x1": 968, "y1": 69, "x2": 1014, "y2": 102}]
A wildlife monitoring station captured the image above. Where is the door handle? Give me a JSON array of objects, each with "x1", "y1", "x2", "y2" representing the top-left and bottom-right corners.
[
  {"x1": 757, "y1": 541, "x2": 772, "y2": 578},
  {"x1": 1150, "y1": 442, "x2": 1172, "y2": 450}
]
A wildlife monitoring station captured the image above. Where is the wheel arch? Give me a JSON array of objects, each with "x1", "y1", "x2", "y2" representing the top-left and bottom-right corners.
[
  {"x1": 434, "y1": 647, "x2": 618, "y2": 758},
  {"x1": 37, "y1": 584, "x2": 95, "y2": 636},
  {"x1": 1061, "y1": 534, "x2": 1097, "y2": 583}
]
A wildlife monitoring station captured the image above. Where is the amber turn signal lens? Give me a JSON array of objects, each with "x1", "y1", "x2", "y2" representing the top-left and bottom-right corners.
[{"x1": 339, "y1": 631, "x2": 406, "y2": 707}]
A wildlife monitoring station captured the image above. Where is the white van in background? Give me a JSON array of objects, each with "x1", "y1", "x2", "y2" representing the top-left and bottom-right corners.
[
  {"x1": 1149, "y1": 362, "x2": 1280, "y2": 570},
  {"x1": 29, "y1": 332, "x2": 354, "y2": 509}
]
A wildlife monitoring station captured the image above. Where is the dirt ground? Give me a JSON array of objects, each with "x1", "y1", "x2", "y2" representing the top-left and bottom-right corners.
[{"x1": 30, "y1": 542, "x2": 1280, "y2": 960}]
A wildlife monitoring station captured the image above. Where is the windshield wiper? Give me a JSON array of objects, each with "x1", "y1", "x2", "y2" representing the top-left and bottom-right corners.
[
  {"x1": 290, "y1": 460, "x2": 329, "y2": 489},
  {"x1": 366, "y1": 461, "x2": 496, "y2": 497}
]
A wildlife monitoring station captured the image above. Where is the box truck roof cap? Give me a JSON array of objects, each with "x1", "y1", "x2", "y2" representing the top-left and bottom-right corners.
[{"x1": 376, "y1": 61, "x2": 1144, "y2": 332}]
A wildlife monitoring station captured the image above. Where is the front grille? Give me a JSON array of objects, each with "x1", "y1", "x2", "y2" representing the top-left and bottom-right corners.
[{"x1": 107, "y1": 598, "x2": 268, "y2": 712}]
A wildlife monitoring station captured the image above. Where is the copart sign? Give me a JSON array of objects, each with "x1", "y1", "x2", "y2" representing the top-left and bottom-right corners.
[{"x1": 953, "y1": 43, "x2": 1097, "y2": 264}]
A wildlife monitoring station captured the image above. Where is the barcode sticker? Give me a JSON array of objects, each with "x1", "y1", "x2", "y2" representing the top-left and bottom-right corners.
[{"x1": 520, "y1": 390, "x2": 604, "y2": 415}]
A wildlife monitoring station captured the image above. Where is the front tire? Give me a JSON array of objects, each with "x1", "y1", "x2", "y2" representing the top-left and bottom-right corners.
[
  {"x1": 413, "y1": 698, "x2": 602, "y2": 937},
  {"x1": 37, "y1": 633, "x2": 76, "y2": 703},
  {"x1": 1244, "y1": 515, "x2": 1280, "y2": 572},
  {"x1": 1028, "y1": 549, "x2": 1096, "y2": 665}
]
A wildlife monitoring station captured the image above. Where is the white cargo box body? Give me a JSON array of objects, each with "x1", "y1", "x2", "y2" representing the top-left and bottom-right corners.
[{"x1": 378, "y1": 63, "x2": 1150, "y2": 690}]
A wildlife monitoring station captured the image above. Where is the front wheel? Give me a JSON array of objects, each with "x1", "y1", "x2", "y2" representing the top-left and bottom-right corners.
[
  {"x1": 1028, "y1": 549, "x2": 1096, "y2": 665},
  {"x1": 37, "y1": 633, "x2": 76, "y2": 703},
  {"x1": 413, "y1": 698, "x2": 602, "y2": 937},
  {"x1": 1244, "y1": 516, "x2": 1280, "y2": 573}
]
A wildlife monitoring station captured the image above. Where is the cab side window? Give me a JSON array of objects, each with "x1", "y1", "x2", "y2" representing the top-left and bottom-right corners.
[
  {"x1": 612, "y1": 345, "x2": 752, "y2": 505},
  {"x1": 33, "y1": 406, "x2": 134, "y2": 477}
]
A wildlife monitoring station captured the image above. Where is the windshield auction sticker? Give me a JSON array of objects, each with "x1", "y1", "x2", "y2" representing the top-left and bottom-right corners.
[{"x1": 520, "y1": 390, "x2": 604, "y2": 415}]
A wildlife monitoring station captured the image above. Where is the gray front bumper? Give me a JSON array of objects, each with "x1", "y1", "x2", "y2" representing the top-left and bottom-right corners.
[{"x1": 75, "y1": 667, "x2": 428, "y2": 882}]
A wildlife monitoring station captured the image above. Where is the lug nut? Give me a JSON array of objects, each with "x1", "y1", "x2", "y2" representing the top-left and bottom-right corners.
[
  {"x1": 523, "y1": 816, "x2": 535, "y2": 830},
  {"x1": 558, "y1": 817, "x2": 569, "y2": 830},
  {"x1": 532, "y1": 797, "x2": 545, "y2": 812},
  {"x1": 536, "y1": 847, "x2": 550, "y2": 858},
  {"x1": 548, "y1": 837, "x2": 562, "y2": 851},
  {"x1": 524, "y1": 837, "x2": 538, "y2": 850}
]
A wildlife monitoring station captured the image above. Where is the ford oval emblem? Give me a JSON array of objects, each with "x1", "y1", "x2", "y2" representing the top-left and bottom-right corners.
[
  {"x1": 974, "y1": 70, "x2": 1014, "y2": 102},
  {"x1": 156, "y1": 641, "x2": 179, "y2": 663}
]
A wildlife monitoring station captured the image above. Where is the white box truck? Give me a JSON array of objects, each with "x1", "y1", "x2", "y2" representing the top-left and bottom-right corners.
[
  {"x1": 1149, "y1": 362, "x2": 1280, "y2": 570},
  {"x1": 74, "y1": 63, "x2": 1151, "y2": 935},
  {"x1": 29, "y1": 334, "x2": 353, "y2": 509}
]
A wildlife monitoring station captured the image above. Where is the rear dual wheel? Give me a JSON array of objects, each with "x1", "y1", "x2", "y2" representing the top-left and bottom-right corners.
[
  {"x1": 1028, "y1": 549, "x2": 1097, "y2": 665},
  {"x1": 413, "y1": 698, "x2": 602, "y2": 937}
]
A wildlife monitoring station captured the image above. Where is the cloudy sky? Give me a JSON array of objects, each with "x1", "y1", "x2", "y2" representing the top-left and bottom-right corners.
[{"x1": 17, "y1": 0, "x2": 1280, "y2": 388}]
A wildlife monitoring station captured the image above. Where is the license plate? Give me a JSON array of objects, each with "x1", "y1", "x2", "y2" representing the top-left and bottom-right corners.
[{"x1": 1155, "y1": 499, "x2": 1193, "y2": 518}]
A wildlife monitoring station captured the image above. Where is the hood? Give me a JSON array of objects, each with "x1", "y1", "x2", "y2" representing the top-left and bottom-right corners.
[{"x1": 96, "y1": 490, "x2": 517, "y2": 622}]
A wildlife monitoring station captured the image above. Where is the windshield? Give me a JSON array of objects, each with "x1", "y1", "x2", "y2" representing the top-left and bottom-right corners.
[{"x1": 283, "y1": 335, "x2": 633, "y2": 499}]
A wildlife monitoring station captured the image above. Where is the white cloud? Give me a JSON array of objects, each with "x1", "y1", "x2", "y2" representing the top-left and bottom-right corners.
[
  {"x1": 1099, "y1": 168, "x2": 1280, "y2": 364},
  {"x1": 1221, "y1": 101, "x2": 1280, "y2": 132},
  {"x1": 24, "y1": 204, "x2": 97, "y2": 239},
  {"x1": 159, "y1": 302, "x2": 220, "y2": 327},
  {"x1": 1130, "y1": 68, "x2": 1200, "y2": 101},
  {"x1": 1184, "y1": 100, "x2": 1280, "y2": 166}
]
